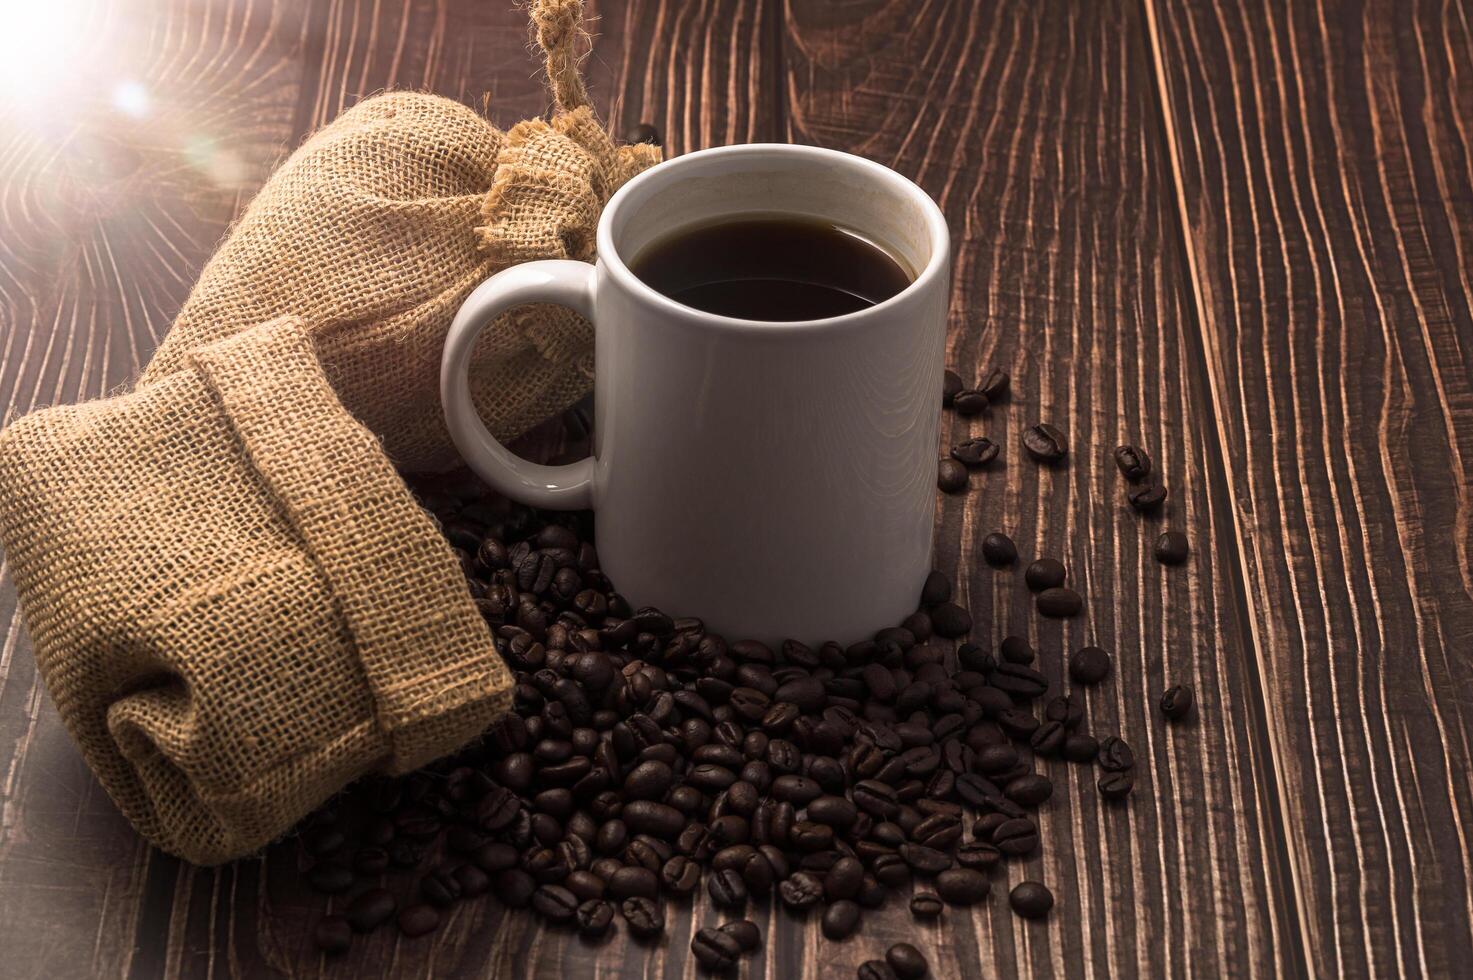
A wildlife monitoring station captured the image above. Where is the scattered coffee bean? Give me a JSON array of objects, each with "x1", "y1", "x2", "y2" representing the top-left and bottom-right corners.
[
  {"x1": 346, "y1": 888, "x2": 397, "y2": 933},
  {"x1": 1113, "y1": 444, "x2": 1152, "y2": 481},
  {"x1": 953, "y1": 390, "x2": 989, "y2": 416},
  {"x1": 1098, "y1": 769, "x2": 1135, "y2": 799},
  {"x1": 930, "y1": 602, "x2": 973, "y2": 638},
  {"x1": 1022, "y1": 423, "x2": 1068, "y2": 462},
  {"x1": 935, "y1": 868, "x2": 990, "y2": 905},
  {"x1": 1069, "y1": 646, "x2": 1112, "y2": 684},
  {"x1": 921, "y1": 569, "x2": 952, "y2": 605},
  {"x1": 493, "y1": 868, "x2": 535, "y2": 908},
  {"x1": 532, "y1": 884, "x2": 579, "y2": 922},
  {"x1": 825, "y1": 856, "x2": 864, "y2": 901},
  {"x1": 779, "y1": 871, "x2": 823, "y2": 910},
  {"x1": 306, "y1": 861, "x2": 353, "y2": 894},
  {"x1": 621, "y1": 897, "x2": 665, "y2": 939},
  {"x1": 937, "y1": 459, "x2": 969, "y2": 494},
  {"x1": 1155, "y1": 531, "x2": 1189, "y2": 565},
  {"x1": 397, "y1": 903, "x2": 440, "y2": 938},
  {"x1": 910, "y1": 893, "x2": 944, "y2": 918},
  {"x1": 951, "y1": 437, "x2": 1000, "y2": 467},
  {"x1": 1037, "y1": 587, "x2": 1083, "y2": 618},
  {"x1": 1160, "y1": 684, "x2": 1194, "y2": 721},
  {"x1": 721, "y1": 919, "x2": 761, "y2": 951},
  {"x1": 1009, "y1": 881, "x2": 1054, "y2": 919},
  {"x1": 942, "y1": 370, "x2": 964, "y2": 407},
  {"x1": 708, "y1": 868, "x2": 748, "y2": 908},
  {"x1": 999, "y1": 635, "x2": 1034, "y2": 664},
  {"x1": 1024, "y1": 558, "x2": 1066, "y2": 591},
  {"x1": 1128, "y1": 483, "x2": 1168, "y2": 513},
  {"x1": 822, "y1": 899, "x2": 861, "y2": 939},
  {"x1": 625, "y1": 122, "x2": 661, "y2": 145},
  {"x1": 1098, "y1": 736, "x2": 1136, "y2": 770},
  {"x1": 313, "y1": 916, "x2": 352, "y2": 954},
  {"x1": 859, "y1": 961, "x2": 900, "y2": 980},
  {"x1": 1062, "y1": 733, "x2": 1100, "y2": 763},
  {"x1": 692, "y1": 926, "x2": 744, "y2": 971},
  {"x1": 660, "y1": 855, "x2": 701, "y2": 895},
  {"x1": 981, "y1": 532, "x2": 1018, "y2": 567},
  {"x1": 576, "y1": 899, "x2": 615, "y2": 938},
  {"x1": 978, "y1": 367, "x2": 1010, "y2": 401},
  {"x1": 886, "y1": 942, "x2": 929, "y2": 979},
  {"x1": 992, "y1": 818, "x2": 1039, "y2": 856}
]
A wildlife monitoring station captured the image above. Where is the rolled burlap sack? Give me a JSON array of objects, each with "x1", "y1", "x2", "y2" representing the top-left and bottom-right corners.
[{"x1": 0, "y1": 0, "x2": 657, "y2": 864}]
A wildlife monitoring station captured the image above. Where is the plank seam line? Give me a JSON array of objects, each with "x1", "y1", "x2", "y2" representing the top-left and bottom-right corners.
[{"x1": 1138, "y1": 0, "x2": 1316, "y2": 974}]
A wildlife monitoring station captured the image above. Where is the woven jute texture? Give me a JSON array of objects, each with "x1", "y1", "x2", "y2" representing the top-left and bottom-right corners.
[
  {"x1": 0, "y1": 0, "x2": 657, "y2": 864},
  {"x1": 140, "y1": 0, "x2": 658, "y2": 470}
]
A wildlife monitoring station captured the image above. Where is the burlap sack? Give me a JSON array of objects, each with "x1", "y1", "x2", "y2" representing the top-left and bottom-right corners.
[
  {"x1": 0, "y1": 0, "x2": 657, "y2": 864},
  {"x1": 140, "y1": 0, "x2": 659, "y2": 470}
]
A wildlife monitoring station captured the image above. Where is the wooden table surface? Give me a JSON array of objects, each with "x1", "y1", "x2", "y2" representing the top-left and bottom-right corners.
[{"x1": 1, "y1": 0, "x2": 1469, "y2": 976}]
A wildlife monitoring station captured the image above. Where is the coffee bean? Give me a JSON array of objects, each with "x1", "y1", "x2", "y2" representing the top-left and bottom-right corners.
[
  {"x1": 1160, "y1": 684, "x2": 1194, "y2": 720},
  {"x1": 951, "y1": 437, "x2": 1000, "y2": 467},
  {"x1": 626, "y1": 122, "x2": 661, "y2": 145},
  {"x1": 978, "y1": 368, "x2": 1010, "y2": 401},
  {"x1": 999, "y1": 635, "x2": 1034, "y2": 663},
  {"x1": 824, "y1": 856, "x2": 864, "y2": 901},
  {"x1": 956, "y1": 841, "x2": 1001, "y2": 870},
  {"x1": 1069, "y1": 646, "x2": 1111, "y2": 684},
  {"x1": 576, "y1": 899, "x2": 615, "y2": 938},
  {"x1": 622, "y1": 800, "x2": 685, "y2": 837},
  {"x1": 808, "y1": 795, "x2": 859, "y2": 830},
  {"x1": 998, "y1": 709, "x2": 1040, "y2": 740},
  {"x1": 1010, "y1": 881, "x2": 1054, "y2": 919},
  {"x1": 1155, "y1": 530, "x2": 1189, "y2": 565},
  {"x1": 981, "y1": 532, "x2": 1018, "y2": 567},
  {"x1": 608, "y1": 866, "x2": 659, "y2": 900},
  {"x1": 937, "y1": 460, "x2": 969, "y2": 494},
  {"x1": 1037, "y1": 587, "x2": 1082, "y2": 618},
  {"x1": 1098, "y1": 736, "x2": 1135, "y2": 770},
  {"x1": 1024, "y1": 558, "x2": 1066, "y2": 591},
  {"x1": 1030, "y1": 720, "x2": 1066, "y2": 756},
  {"x1": 1113, "y1": 444, "x2": 1152, "y2": 481},
  {"x1": 307, "y1": 862, "x2": 353, "y2": 894},
  {"x1": 1022, "y1": 423, "x2": 1067, "y2": 462},
  {"x1": 1099, "y1": 769, "x2": 1134, "y2": 799},
  {"x1": 623, "y1": 760, "x2": 674, "y2": 800},
  {"x1": 887, "y1": 942, "x2": 929, "y2": 979},
  {"x1": 930, "y1": 603, "x2": 972, "y2": 638},
  {"x1": 1005, "y1": 773, "x2": 1053, "y2": 806},
  {"x1": 345, "y1": 887, "x2": 396, "y2": 933},
  {"x1": 1044, "y1": 694, "x2": 1084, "y2": 728},
  {"x1": 660, "y1": 855, "x2": 701, "y2": 895},
  {"x1": 935, "y1": 868, "x2": 990, "y2": 905},
  {"x1": 859, "y1": 961, "x2": 900, "y2": 980},
  {"x1": 992, "y1": 817, "x2": 1039, "y2": 856},
  {"x1": 692, "y1": 927, "x2": 744, "y2": 971},
  {"x1": 313, "y1": 916, "x2": 351, "y2": 954},
  {"x1": 1128, "y1": 483, "x2": 1168, "y2": 513},
  {"x1": 1062, "y1": 732, "x2": 1099, "y2": 763},
  {"x1": 953, "y1": 390, "x2": 989, "y2": 416},
  {"x1": 942, "y1": 370, "x2": 964, "y2": 407},
  {"x1": 899, "y1": 843, "x2": 951, "y2": 875},
  {"x1": 909, "y1": 893, "x2": 944, "y2": 918},
  {"x1": 621, "y1": 896, "x2": 665, "y2": 939},
  {"x1": 822, "y1": 899, "x2": 861, "y2": 939},
  {"x1": 493, "y1": 868, "x2": 535, "y2": 907},
  {"x1": 779, "y1": 871, "x2": 824, "y2": 910},
  {"x1": 564, "y1": 869, "x2": 604, "y2": 902},
  {"x1": 397, "y1": 903, "x2": 440, "y2": 937},
  {"x1": 708, "y1": 868, "x2": 748, "y2": 908},
  {"x1": 720, "y1": 919, "x2": 762, "y2": 951},
  {"x1": 420, "y1": 868, "x2": 462, "y2": 907},
  {"x1": 532, "y1": 884, "x2": 579, "y2": 922},
  {"x1": 921, "y1": 570, "x2": 952, "y2": 605}
]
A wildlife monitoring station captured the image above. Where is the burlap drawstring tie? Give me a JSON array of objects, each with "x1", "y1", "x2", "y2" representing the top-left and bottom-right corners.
[{"x1": 0, "y1": 0, "x2": 659, "y2": 865}]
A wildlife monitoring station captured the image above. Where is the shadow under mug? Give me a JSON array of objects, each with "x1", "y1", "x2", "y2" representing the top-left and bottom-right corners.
[{"x1": 441, "y1": 144, "x2": 950, "y2": 645}]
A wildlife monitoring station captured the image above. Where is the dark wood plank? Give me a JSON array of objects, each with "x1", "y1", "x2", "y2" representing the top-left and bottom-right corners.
[
  {"x1": 783, "y1": 0, "x2": 1303, "y2": 975},
  {"x1": 1146, "y1": 0, "x2": 1473, "y2": 975},
  {"x1": 0, "y1": 1, "x2": 313, "y2": 975}
]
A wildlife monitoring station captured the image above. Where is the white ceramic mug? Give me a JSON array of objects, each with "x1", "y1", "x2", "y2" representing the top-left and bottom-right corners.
[{"x1": 441, "y1": 144, "x2": 950, "y2": 645}]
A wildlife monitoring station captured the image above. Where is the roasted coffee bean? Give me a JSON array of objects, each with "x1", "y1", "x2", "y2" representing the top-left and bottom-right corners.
[
  {"x1": 1044, "y1": 695, "x2": 1084, "y2": 729},
  {"x1": 1062, "y1": 732, "x2": 1099, "y2": 763},
  {"x1": 981, "y1": 532, "x2": 1018, "y2": 567},
  {"x1": 1160, "y1": 684, "x2": 1194, "y2": 720},
  {"x1": 707, "y1": 868, "x2": 748, "y2": 908},
  {"x1": 493, "y1": 868, "x2": 536, "y2": 907},
  {"x1": 397, "y1": 903, "x2": 440, "y2": 938},
  {"x1": 997, "y1": 635, "x2": 1033, "y2": 664},
  {"x1": 822, "y1": 899, "x2": 861, "y2": 940},
  {"x1": 920, "y1": 570, "x2": 952, "y2": 606},
  {"x1": 935, "y1": 868, "x2": 990, "y2": 905},
  {"x1": 998, "y1": 709, "x2": 1040, "y2": 740},
  {"x1": 898, "y1": 843, "x2": 951, "y2": 875},
  {"x1": 953, "y1": 389, "x2": 989, "y2": 416},
  {"x1": 951, "y1": 437, "x2": 1000, "y2": 467},
  {"x1": 621, "y1": 896, "x2": 665, "y2": 939},
  {"x1": 1005, "y1": 773, "x2": 1053, "y2": 807},
  {"x1": 660, "y1": 855, "x2": 701, "y2": 895},
  {"x1": 956, "y1": 841, "x2": 1001, "y2": 870},
  {"x1": 313, "y1": 916, "x2": 352, "y2": 954},
  {"x1": 1037, "y1": 587, "x2": 1083, "y2": 618},
  {"x1": 692, "y1": 926, "x2": 744, "y2": 971},
  {"x1": 420, "y1": 868, "x2": 463, "y2": 907},
  {"x1": 1010, "y1": 881, "x2": 1054, "y2": 919},
  {"x1": 1155, "y1": 530, "x2": 1190, "y2": 565},
  {"x1": 976, "y1": 742, "x2": 1018, "y2": 773},
  {"x1": 354, "y1": 846, "x2": 390, "y2": 875},
  {"x1": 1021, "y1": 423, "x2": 1068, "y2": 462},
  {"x1": 909, "y1": 892, "x2": 943, "y2": 918},
  {"x1": 626, "y1": 122, "x2": 661, "y2": 145},
  {"x1": 307, "y1": 862, "x2": 354, "y2": 894},
  {"x1": 575, "y1": 898, "x2": 615, "y2": 938},
  {"x1": 623, "y1": 760, "x2": 673, "y2": 800},
  {"x1": 622, "y1": 801, "x2": 685, "y2": 837},
  {"x1": 474, "y1": 841, "x2": 519, "y2": 874},
  {"x1": 992, "y1": 818, "x2": 1039, "y2": 856},
  {"x1": 1128, "y1": 483, "x2": 1168, "y2": 513},
  {"x1": 1099, "y1": 769, "x2": 1135, "y2": 799},
  {"x1": 1113, "y1": 444, "x2": 1152, "y2": 481},
  {"x1": 978, "y1": 367, "x2": 1010, "y2": 401},
  {"x1": 937, "y1": 459, "x2": 968, "y2": 494},
  {"x1": 721, "y1": 919, "x2": 762, "y2": 951},
  {"x1": 1030, "y1": 720, "x2": 1066, "y2": 756},
  {"x1": 930, "y1": 603, "x2": 972, "y2": 638},
  {"x1": 346, "y1": 887, "x2": 397, "y2": 933},
  {"x1": 872, "y1": 852, "x2": 911, "y2": 888},
  {"x1": 808, "y1": 795, "x2": 859, "y2": 830},
  {"x1": 608, "y1": 866, "x2": 659, "y2": 900},
  {"x1": 825, "y1": 856, "x2": 864, "y2": 901},
  {"x1": 1024, "y1": 558, "x2": 1066, "y2": 591},
  {"x1": 887, "y1": 942, "x2": 929, "y2": 979},
  {"x1": 772, "y1": 774, "x2": 823, "y2": 805},
  {"x1": 1069, "y1": 646, "x2": 1111, "y2": 684},
  {"x1": 779, "y1": 871, "x2": 824, "y2": 909},
  {"x1": 1098, "y1": 736, "x2": 1136, "y2": 770},
  {"x1": 532, "y1": 884, "x2": 579, "y2": 922},
  {"x1": 942, "y1": 369, "x2": 964, "y2": 407},
  {"x1": 564, "y1": 869, "x2": 605, "y2": 901},
  {"x1": 858, "y1": 960, "x2": 900, "y2": 980}
]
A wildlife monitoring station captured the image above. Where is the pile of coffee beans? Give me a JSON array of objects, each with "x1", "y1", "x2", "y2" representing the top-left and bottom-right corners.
[{"x1": 287, "y1": 366, "x2": 1197, "y2": 975}]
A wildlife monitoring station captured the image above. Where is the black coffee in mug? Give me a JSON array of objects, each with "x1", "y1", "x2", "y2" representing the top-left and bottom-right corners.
[{"x1": 629, "y1": 215, "x2": 913, "y2": 321}]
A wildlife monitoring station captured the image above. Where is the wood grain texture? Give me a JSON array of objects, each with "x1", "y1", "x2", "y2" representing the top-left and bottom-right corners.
[
  {"x1": 1147, "y1": 0, "x2": 1473, "y2": 975},
  {"x1": 784, "y1": 0, "x2": 1301, "y2": 975}
]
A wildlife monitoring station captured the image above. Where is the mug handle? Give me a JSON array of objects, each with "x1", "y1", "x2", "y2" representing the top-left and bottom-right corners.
[{"x1": 440, "y1": 260, "x2": 597, "y2": 510}]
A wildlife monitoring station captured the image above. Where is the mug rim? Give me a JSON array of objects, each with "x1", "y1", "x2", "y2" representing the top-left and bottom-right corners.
[{"x1": 596, "y1": 143, "x2": 950, "y2": 334}]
